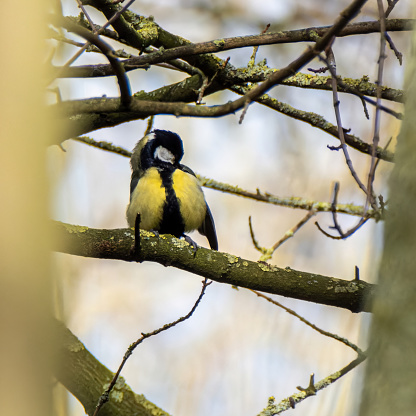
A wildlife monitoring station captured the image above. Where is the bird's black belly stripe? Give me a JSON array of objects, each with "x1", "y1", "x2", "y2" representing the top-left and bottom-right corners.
[{"x1": 158, "y1": 167, "x2": 185, "y2": 237}]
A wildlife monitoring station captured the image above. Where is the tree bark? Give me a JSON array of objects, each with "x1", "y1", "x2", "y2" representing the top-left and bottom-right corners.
[{"x1": 359, "y1": 17, "x2": 416, "y2": 416}]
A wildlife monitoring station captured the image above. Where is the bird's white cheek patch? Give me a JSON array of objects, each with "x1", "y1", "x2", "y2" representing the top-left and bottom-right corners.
[
  {"x1": 172, "y1": 170, "x2": 206, "y2": 232},
  {"x1": 154, "y1": 146, "x2": 175, "y2": 164}
]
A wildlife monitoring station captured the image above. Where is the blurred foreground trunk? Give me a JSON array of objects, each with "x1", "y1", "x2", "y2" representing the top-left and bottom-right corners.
[
  {"x1": 359, "y1": 18, "x2": 416, "y2": 416},
  {"x1": 0, "y1": 2, "x2": 55, "y2": 416}
]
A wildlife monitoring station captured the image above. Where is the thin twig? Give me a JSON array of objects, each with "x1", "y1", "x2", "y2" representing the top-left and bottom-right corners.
[
  {"x1": 250, "y1": 210, "x2": 316, "y2": 262},
  {"x1": 385, "y1": 0, "x2": 400, "y2": 18},
  {"x1": 248, "y1": 23, "x2": 271, "y2": 67},
  {"x1": 315, "y1": 216, "x2": 369, "y2": 240},
  {"x1": 250, "y1": 289, "x2": 365, "y2": 354},
  {"x1": 197, "y1": 57, "x2": 230, "y2": 105},
  {"x1": 329, "y1": 181, "x2": 344, "y2": 235},
  {"x1": 385, "y1": 32, "x2": 403, "y2": 64},
  {"x1": 72, "y1": 136, "x2": 132, "y2": 156},
  {"x1": 60, "y1": 19, "x2": 131, "y2": 107},
  {"x1": 248, "y1": 216, "x2": 264, "y2": 253},
  {"x1": 365, "y1": 0, "x2": 387, "y2": 213},
  {"x1": 307, "y1": 63, "x2": 403, "y2": 120},
  {"x1": 144, "y1": 115, "x2": 155, "y2": 136},
  {"x1": 93, "y1": 278, "x2": 211, "y2": 416},
  {"x1": 230, "y1": 84, "x2": 396, "y2": 160},
  {"x1": 258, "y1": 353, "x2": 367, "y2": 415},
  {"x1": 52, "y1": 0, "x2": 136, "y2": 81},
  {"x1": 315, "y1": 182, "x2": 372, "y2": 239},
  {"x1": 75, "y1": 0, "x2": 95, "y2": 29},
  {"x1": 324, "y1": 47, "x2": 369, "y2": 196},
  {"x1": 69, "y1": 138, "x2": 381, "y2": 219}
]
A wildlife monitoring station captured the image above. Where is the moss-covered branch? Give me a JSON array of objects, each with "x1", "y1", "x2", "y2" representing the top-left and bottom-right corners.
[
  {"x1": 54, "y1": 319, "x2": 171, "y2": 416},
  {"x1": 67, "y1": 136, "x2": 387, "y2": 215},
  {"x1": 54, "y1": 222, "x2": 375, "y2": 313},
  {"x1": 57, "y1": 92, "x2": 394, "y2": 162}
]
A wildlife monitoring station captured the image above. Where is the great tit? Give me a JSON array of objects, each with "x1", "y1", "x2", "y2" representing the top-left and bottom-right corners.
[{"x1": 126, "y1": 129, "x2": 218, "y2": 250}]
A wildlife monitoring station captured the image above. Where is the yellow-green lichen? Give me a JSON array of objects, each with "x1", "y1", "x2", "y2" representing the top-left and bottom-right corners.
[
  {"x1": 258, "y1": 262, "x2": 276, "y2": 272},
  {"x1": 171, "y1": 237, "x2": 191, "y2": 249},
  {"x1": 110, "y1": 390, "x2": 124, "y2": 403},
  {"x1": 334, "y1": 282, "x2": 359, "y2": 293},
  {"x1": 140, "y1": 230, "x2": 157, "y2": 238},
  {"x1": 225, "y1": 253, "x2": 239, "y2": 264},
  {"x1": 213, "y1": 39, "x2": 226, "y2": 48},
  {"x1": 68, "y1": 339, "x2": 85, "y2": 353}
]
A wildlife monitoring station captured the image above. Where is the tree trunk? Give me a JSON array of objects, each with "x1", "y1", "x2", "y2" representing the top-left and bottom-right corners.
[
  {"x1": 0, "y1": 2, "x2": 55, "y2": 416},
  {"x1": 359, "y1": 18, "x2": 416, "y2": 416}
]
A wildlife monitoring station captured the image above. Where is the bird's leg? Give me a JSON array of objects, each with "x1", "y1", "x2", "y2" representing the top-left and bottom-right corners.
[{"x1": 183, "y1": 234, "x2": 198, "y2": 254}]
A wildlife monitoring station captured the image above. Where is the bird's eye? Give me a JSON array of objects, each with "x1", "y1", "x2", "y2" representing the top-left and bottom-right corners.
[{"x1": 154, "y1": 146, "x2": 175, "y2": 163}]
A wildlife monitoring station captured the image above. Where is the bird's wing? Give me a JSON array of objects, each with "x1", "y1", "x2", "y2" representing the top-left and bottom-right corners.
[
  {"x1": 180, "y1": 164, "x2": 218, "y2": 250},
  {"x1": 129, "y1": 170, "x2": 141, "y2": 196},
  {"x1": 199, "y1": 203, "x2": 218, "y2": 250}
]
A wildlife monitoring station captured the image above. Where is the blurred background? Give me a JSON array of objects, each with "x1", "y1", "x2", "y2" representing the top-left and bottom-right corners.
[{"x1": 49, "y1": 1, "x2": 410, "y2": 415}]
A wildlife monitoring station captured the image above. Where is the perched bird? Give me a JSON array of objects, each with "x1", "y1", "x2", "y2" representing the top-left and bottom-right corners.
[{"x1": 126, "y1": 129, "x2": 218, "y2": 250}]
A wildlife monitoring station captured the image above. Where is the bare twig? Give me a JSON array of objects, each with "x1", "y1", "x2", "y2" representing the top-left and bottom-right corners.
[
  {"x1": 60, "y1": 19, "x2": 131, "y2": 107},
  {"x1": 52, "y1": 0, "x2": 136, "y2": 80},
  {"x1": 365, "y1": 0, "x2": 387, "y2": 213},
  {"x1": 197, "y1": 57, "x2": 230, "y2": 105},
  {"x1": 248, "y1": 216, "x2": 264, "y2": 253},
  {"x1": 315, "y1": 216, "x2": 369, "y2": 240},
  {"x1": 385, "y1": 32, "x2": 403, "y2": 64},
  {"x1": 250, "y1": 289, "x2": 365, "y2": 355},
  {"x1": 324, "y1": 47, "x2": 369, "y2": 196},
  {"x1": 329, "y1": 182, "x2": 344, "y2": 235},
  {"x1": 385, "y1": 0, "x2": 401, "y2": 18},
  {"x1": 93, "y1": 278, "x2": 211, "y2": 416},
  {"x1": 250, "y1": 211, "x2": 316, "y2": 262},
  {"x1": 315, "y1": 181, "x2": 371, "y2": 240},
  {"x1": 144, "y1": 115, "x2": 155, "y2": 136},
  {"x1": 75, "y1": 0, "x2": 95, "y2": 29},
  {"x1": 248, "y1": 23, "x2": 271, "y2": 67}
]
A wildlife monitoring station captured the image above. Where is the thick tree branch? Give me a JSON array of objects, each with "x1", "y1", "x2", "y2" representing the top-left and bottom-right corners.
[
  {"x1": 54, "y1": 222, "x2": 375, "y2": 313},
  {"x1": 72, "y1": 9, "x2": 413, "y2": 66},
  {"x1": 55, "y1": 1, "x2": 399, "y2": 165},
  {"x1": 65, "y1": 1, "x2": 375, "y2": 96},
  {"x1": 56, "y1": 18, "x2": 405, "y2": 104},
  {"x1": 60, "y1": 0, "x2": 373, "y2": 122},
  {"x1": 54, "y1": 319, "x2": 171, "y2": 416},
  {"x1": 56, "y1": 92, "x2": 394, "y2": 162}
]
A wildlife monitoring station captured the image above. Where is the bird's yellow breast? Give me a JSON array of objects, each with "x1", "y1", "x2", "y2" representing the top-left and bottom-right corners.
[
  {"x1": 126, "y1": 167, "x2": 165, "y2": 229},
  {"x1": 172, "y1": 169, "x2": 206, "y2": 232}
]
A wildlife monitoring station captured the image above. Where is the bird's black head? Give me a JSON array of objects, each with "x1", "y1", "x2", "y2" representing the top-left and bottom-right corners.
[{"x1": 141, "y1": 130, "x2": 184, "y2": 170}]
